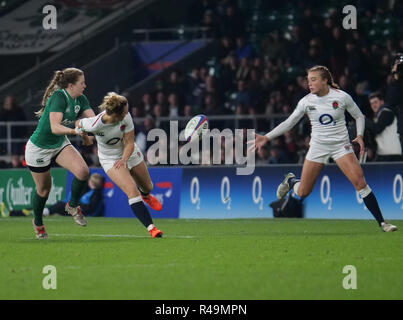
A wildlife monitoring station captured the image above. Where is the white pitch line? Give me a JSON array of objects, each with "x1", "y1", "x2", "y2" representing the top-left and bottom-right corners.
[
  {"x1": 0, "y1": 218, "x2": 66, "y2": 222},
  {"x1": 50, "y1": 233, "x2": 195, "y2": 239}
]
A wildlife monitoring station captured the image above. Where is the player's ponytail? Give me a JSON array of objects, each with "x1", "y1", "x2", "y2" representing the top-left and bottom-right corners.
[
  {"x1": 308, "y1": 65, "x2": 340, "y2": 89},
  {"x1": 99, "y1": 92, "x2": 128, "y2": 116},
  {"x1": 36, "y1": 68, "x2": 84, "y2": 118}
]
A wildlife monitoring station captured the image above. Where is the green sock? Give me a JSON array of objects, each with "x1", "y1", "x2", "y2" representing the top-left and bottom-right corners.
[
  {"x1": 33, "y1": 193, "x2": 48, "y2": 226},
  {"x1": 69, "y1": 177, "x2": 87, "y2": 207}
]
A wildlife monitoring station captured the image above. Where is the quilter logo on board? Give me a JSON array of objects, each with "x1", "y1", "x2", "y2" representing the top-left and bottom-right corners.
[
  {"x1": 6, "y1": 178, "x2": 33, "y2": 210},
  {"x1": 46, "y1": 180, "x2": 64, "y2": 206},
  {"x1": 4, "y1": 178, "x2": 63, "y2": 210}
]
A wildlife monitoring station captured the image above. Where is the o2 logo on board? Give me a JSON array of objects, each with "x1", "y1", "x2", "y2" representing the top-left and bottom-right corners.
[
  {"x1": 393, "y1": 174, "x2": 403, "y2": 210},
  {"x1": 221, "y1": 176, "x2": 231, "y2": 210},
  {"x1": 320, "y1": 175, "x2": 332, "y2": 210},
  {"x1": 252, "y1": 176, "x2": 264, "y2": 210},
  {"x1": 190, "y1": 176, "x2": 200, "y2": 210}
]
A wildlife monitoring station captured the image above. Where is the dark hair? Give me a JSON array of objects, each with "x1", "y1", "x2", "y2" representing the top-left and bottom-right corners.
[
  {"x1": 369, "y1": 91, "x2": 384, "y2": 101},
  {"x1": 307, "y1": 65, "x2": 340, "y2": 89}
]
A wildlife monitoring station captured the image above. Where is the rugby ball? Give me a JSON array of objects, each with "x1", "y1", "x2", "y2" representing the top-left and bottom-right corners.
[{"x1": 184, "y1": 114, "x2": 209, "y2": 142}]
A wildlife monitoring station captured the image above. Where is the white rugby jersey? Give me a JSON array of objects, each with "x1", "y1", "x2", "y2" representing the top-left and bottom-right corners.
[
  {"x1": 79, "y1": 111, "x2": 134, "y2": 159},
  {"x1": 266, "y1": 88, "x2": 365, "y2": 145}
]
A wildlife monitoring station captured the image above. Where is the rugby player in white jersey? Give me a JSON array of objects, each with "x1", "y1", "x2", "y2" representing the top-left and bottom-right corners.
[
  {"x1": 249, "y1": 65, "x2": 397, "y2": 232},
  {"x1": 76, "y1": 92, "x2": 163, "y2": 238}
]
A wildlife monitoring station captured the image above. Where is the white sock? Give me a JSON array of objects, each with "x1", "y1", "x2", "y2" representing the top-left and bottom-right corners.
[
  {"x1": 128, "y1": 196, "x2": 142, "y2": 205},
  {"x1": 358, "y1": 185, "x2": 372, "y2": 198},
  {"x1": 147, "y1": 224, "x2": 155, "y2": 231},
  {"x1": 43, "y1": 208, "x2": 50, "y2": 217},
  {"x1": 293, "y1": 182, "x2": 300, "y2": 197}
]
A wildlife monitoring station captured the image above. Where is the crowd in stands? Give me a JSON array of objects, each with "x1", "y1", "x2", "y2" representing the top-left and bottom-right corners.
[
  {"x1": 1, "y1": 0, "x2": 403, "y2": 166},
  {"x1": 127, "y1": 0, "x2": 403, "y2": 164}
]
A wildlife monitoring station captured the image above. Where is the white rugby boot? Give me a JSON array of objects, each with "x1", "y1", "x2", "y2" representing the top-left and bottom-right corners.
[
  {"x1": 65, "y1": 202, "x2": 87, "y2": 226},
  {"x1": 32, "y1": 219, "x2": 48, "y2": 239},
  {"x1": 381, "y1": 222, "x2": 397, "y2": 232},
  {"x1": 276, "y1": 173, "x2": 296, "y2": 200}
]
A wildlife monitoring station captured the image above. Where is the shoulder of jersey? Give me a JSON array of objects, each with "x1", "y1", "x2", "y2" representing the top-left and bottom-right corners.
[
  {"x1": 89, "y1": 112, "x2": 105, "y2": 129},
  {"x1": 330, "y1": 87, "x2": 346, "y2": 96},
  {"x1": 299, "y1": 92, "x2": 314, "y2": 104},
  {"x1": 124, "y1": 112, "x2": 133, "y2": 120},
  {"x1": 48, "y1": 90, "x2": 66, "y2": 104},
  {"x1": 52, "y1": 89, "x2": 65, "y2": 98}
]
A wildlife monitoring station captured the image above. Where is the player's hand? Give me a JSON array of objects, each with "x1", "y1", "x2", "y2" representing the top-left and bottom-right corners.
[
  {"x1": 82, "y1": 134, "x2": 94, "y2": 146},
  {"x1": 352, "y1": 135, "x2": 365, "y2": 155},
  {"x1": 246, "y1": 133, "x2": 269, "y2": 153},
  {"x1": 74, "y1": 127, "x2": 88, "y2": 138},
  {"x1": 113, "y1": 159, "x2": 127, "y2": 170}
]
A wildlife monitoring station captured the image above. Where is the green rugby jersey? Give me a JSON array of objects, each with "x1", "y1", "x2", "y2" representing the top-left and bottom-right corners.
[{"x1": 30, "y1": 89, "x2": 92, "y2": 149}]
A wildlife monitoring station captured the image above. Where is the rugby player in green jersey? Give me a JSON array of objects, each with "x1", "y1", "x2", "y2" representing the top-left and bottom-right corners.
[{"x1": 25, "y1": 68, "x2": 96, "y2": 239}]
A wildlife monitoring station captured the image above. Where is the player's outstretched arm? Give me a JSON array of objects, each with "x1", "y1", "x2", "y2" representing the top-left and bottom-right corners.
[
  {"x1": 247, "y1": 106, "x2": 305, "y2": 152},
  {"x1": 247, "y1": 133, "x2": 269, "y2": 153}
]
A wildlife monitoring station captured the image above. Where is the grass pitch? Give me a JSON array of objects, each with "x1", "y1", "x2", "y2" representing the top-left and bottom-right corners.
[{"x1": 0, "y1": 216, "x2": 402, "y2": 300}]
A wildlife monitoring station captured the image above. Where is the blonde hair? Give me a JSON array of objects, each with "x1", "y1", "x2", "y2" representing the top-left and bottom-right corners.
[
  {"x1": 36, "y1": 68, "x2": 84, "y2": 118},
  {"x1": 89, "y1": 173, "x2": 104, "y2": 189},
  {"x1": 98, "y1": 92, "x2": 128, "y2": 116},
  {"x1": 307, "y1": 65, "x2": 340, "y2": 89}
]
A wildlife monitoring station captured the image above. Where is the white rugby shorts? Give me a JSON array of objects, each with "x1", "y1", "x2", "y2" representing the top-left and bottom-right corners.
[
  {"x1": 100, "y1": 145, "x2": 144, "y2": 172},
  {"x1": 305, "y1": 140, "x2": 354, "y2": 164},
  {"x1": 25, "y1": 137, "x2": 71, "y2": 171}
]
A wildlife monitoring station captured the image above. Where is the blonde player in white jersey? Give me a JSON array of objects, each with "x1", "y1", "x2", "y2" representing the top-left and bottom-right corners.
[
  {"x1": 75, "y1": 92, "x2": 163, "y2": 238},
  {"x1": 249, "y1": 65, "x2": 397, "y2": 232}
]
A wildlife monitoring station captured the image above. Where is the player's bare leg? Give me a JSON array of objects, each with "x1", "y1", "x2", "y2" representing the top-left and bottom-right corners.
[
  {"x1": 56, "y1": 145, "x2": 89, "y2": 226},
  {"x1": 130, "y1": 161, "x2": 162, "y2": 211},
  {"x1": 30, "y1": 170, "x2": 52, "y2": 199},
  {"x1": 107, "y1": 165, "x2": 140, "y2": 199},
  {"x1": 296, "y1": 159, "x2": 324, "y2": 198},
  {"x1": 56, "y1": 145, "x2": 89, "y2": 180},
  {"x1": 107, "y1": 165, "x2": 162, "y2": 237},
  {"x1": 336, "y1": 153, "x2": 397, "y2": 231},
  {"x1": 129, "y1": 161, "x2": 153, "y2": 194},
  {"x1": 335, "y1": 153, "x2": 366, "y2": 190}
]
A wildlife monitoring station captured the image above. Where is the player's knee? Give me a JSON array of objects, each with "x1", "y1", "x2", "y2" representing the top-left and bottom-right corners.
[
  {"x1": 36, "y1": 186, "x2": 51, "y2": 198},
  {"x1": 351, "y1": 174, "x2": 366, "y2": 190},
  {"x1": 75, "y1": 167, "x2": 90, "y2": 181}
]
